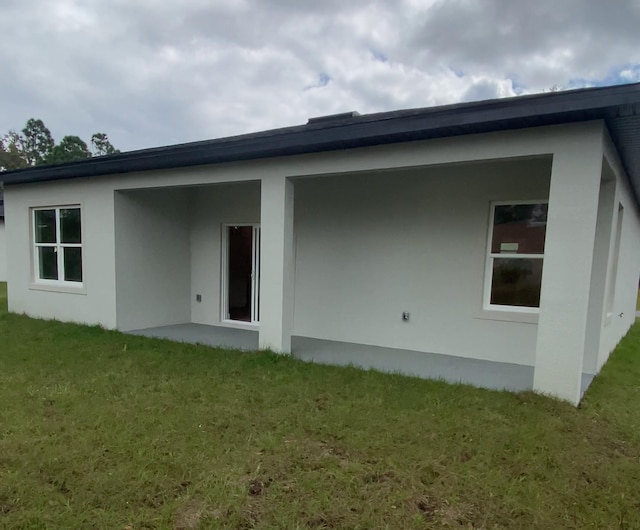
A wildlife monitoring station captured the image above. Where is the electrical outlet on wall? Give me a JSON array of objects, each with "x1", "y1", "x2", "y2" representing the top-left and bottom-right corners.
[
  {"x1": 196, "y1": 294, "x2": 202, "y2": 302},
  {"x1": 402, "y1": 312, "x2": 410, "y2": 322}
]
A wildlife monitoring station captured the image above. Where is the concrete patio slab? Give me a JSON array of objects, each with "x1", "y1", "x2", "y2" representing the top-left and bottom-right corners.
[{"x1": 126, "y1": 323, "x2": 258, "y2": 351}]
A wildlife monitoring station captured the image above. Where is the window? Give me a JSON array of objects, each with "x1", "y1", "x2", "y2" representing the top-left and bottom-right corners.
[
  {"x1": 485, "y1": 201, "x2": 547, "y2": 311},
  {"x1": 33, "y1": 206, "x2": 83, "y2": 285}
]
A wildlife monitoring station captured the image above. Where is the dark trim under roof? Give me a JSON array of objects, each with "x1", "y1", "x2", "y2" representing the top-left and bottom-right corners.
[{"x1": 3, "y1": 83, "x2": 640, "y2": 201}]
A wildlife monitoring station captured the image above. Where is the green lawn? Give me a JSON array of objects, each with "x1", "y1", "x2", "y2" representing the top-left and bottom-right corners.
[{"x1": 1, "y1": 282, "x2": 640, "y2": 529}]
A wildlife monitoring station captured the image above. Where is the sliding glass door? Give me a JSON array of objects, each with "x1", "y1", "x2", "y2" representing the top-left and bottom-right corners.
[{"x1": 223, "y1": 225, "x2": 260, "y2": 323}]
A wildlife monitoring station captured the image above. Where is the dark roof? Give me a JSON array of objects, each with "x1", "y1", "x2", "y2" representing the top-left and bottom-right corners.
[{"x1": 3, "y1": 83, "x2": 640, "y2": 202}]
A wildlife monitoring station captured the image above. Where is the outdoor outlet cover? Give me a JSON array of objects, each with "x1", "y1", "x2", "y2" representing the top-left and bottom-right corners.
[{"x1": 402, "y1": 312, "x2": 410, "y2": 321}]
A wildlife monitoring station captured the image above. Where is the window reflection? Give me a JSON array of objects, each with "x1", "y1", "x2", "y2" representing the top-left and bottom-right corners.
[
  {"x1": 491, "y1": 203, "x2": 547, "y2": 254},
  {"x1": 488, "y1": 202, "x2": 547, "y2": 309}
]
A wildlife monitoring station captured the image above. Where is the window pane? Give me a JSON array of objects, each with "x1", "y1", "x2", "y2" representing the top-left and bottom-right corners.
[
  {"x1": 490, "y1": 258, "x2": 543, "y2": 308},
  {"x1": 38, "y1": 246, "x2": 58, "y2": 280},
  {"x1": 60, "y1": 208, "x2": 81, "y2": 244},
  {"x1": 35, "y1": 209, "x2": 57, "y2": 243},
  {"x1": 492, "y1": 203, "x2": 547, "y2": 254},
  {"x1": 63, "y1": 247, "x2": 83, "y2": 282}
]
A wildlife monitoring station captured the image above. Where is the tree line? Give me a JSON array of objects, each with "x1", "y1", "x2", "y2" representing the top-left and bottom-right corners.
[{"x1": 0, "y1": 118, "x2": 119, "y2": 171}]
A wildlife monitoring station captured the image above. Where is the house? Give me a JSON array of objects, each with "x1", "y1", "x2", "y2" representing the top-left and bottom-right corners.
[
  {"x1": 2, "y1": 83, "x2": 640, "y2": 405},
  {"x1": 0, "y1": 189, "x2": 6, "y2": 282}
]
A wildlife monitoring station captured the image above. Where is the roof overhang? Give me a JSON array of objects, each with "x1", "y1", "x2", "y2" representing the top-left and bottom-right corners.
[{"x1": 3, "y1": 83, "x2": 640, "y2": 202}]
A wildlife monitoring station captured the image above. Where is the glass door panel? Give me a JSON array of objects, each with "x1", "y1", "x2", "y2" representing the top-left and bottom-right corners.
[{"x1": 225, "y1": 225, "x2": 260, "y2": 323}]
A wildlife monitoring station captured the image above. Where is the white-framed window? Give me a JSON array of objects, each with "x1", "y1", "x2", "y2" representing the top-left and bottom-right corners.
[
  {"x1": 484, "y1": 201, "x2": 548, "y2": 312},
  {"x1": 220, "y1": 224, "x2": 260, "y2": 324},
  {"x1": 32, "y1": 206, "x2": 83, "y2": 286}
]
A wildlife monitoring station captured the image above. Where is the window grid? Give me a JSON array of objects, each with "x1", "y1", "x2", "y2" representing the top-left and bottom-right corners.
[{"x1": 33, "y1": 207, "x2": 83, "y2": 286}]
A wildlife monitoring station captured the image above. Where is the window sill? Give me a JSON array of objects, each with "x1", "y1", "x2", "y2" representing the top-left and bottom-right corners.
[
  {"x1": 29, "y1": 282, "x2": 87, "y2": 295},
  {"x1": 474, "y1": 309, "x2": 539, "y2": 324}
]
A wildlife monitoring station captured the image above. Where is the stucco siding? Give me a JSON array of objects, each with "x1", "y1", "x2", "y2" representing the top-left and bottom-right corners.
[
  {"x1": 597, "y1": 157, "x2": 640, "y2": 370},
  {"x1": 114, "y1": 188, "x2": 192, "y2": 331},
  {"x1": 0, "y1": 220, "x2": 6, "y2": 282},
  {"x1": 583, "y1": 175, "x2": 616, "y2": 375},
  {"x1": 3, "y1": 178, "x2": 117, "y2": 328},
  {"x1": 190, "y1": 182, "x2": 261, "y2": 326},
  {"x1": 293, "y1": 157, "x2": 552, "y2": 366}
]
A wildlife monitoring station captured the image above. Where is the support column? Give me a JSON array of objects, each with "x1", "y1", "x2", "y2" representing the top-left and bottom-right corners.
[
  {"x1": 533, "y1": 128, "x2": 604, "y2": 404},
  {"x1": 259, "y1": 176, "x2": 294, "y2": 353}
]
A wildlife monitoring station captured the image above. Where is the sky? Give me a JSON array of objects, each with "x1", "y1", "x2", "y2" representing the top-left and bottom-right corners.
[{"x1": 2, "y1": 0, "x2": 640, "y2": 152}]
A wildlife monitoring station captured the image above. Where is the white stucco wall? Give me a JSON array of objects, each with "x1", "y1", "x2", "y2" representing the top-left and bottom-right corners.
[
  {"x1": 583, "y1": 174, "x2": 616, "y2": 375},
  {"x1": 596, "y1": 139, "x2": 640, "y2": 370},
  {"x1": 293, "y1": 157, "x2": 552, "y2": 366},
  {"x1": 114, "y1": 188, "x2": 192, "y2": 331},
  {"x1": 190, "y1": 182, "x2": 260, "y2": 326},
  {"x1": 3, "y1": 178, "x2": 117, "y2": 328},
  {"x1": 532, "y1": 125, "x2": 607, "y2": 402},
  {"x1": 0, "y1": 219, "x2": 6, "y2": 282}
]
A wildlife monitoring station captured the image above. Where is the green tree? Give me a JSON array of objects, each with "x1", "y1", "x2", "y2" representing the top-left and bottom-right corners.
[
  {"x1": 22, "y1": 118, "x2": 54, "y2": 166},
  {"x1": 0, "y1": 119, "x2": 120, "y2": 171},
  {"x1": 91, "y1": 132, "x2": 119, "y2": 157},
  {"x1": 45, "y1": 136, "x2": 92, "y2": 165},
  {"x1": 0, "y1": 130, "x2": 29, "y2": 171}
]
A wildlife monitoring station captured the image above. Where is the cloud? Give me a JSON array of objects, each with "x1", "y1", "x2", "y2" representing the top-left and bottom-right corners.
[
  {"x1": 408, "y1": 0, "x2": 640, "y2": 90},
  {"x1": 0, "y1": 0, "x2": 638, "y2": 151},
  {"x1": 461, "y1": 78, "x2": 515, "y2": 103}
]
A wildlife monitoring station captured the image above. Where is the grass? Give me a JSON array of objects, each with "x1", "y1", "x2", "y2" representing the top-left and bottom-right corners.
[{"x1": 1, "y1": 282, "x2": 640, "y2": 529}]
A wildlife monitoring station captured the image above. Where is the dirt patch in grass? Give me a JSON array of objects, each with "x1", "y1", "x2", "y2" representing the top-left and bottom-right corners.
[
  {"x1": 248, "y1": 477, "x2": 272, "y2": 496},
  {"x1": 172, "y1": 499, "x2": 204, "y2": 530},
  {"x1": 414, "y1": 496, "x2": 469, "y2": 525}
]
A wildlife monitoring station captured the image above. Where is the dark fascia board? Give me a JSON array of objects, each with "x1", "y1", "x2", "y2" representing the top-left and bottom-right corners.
[{"x1": 2, "y1": 82, "x2": 640, "y2": 186}]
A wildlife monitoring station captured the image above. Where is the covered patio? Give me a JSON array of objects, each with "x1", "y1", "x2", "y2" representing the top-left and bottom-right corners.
[{"x1": 127, "y1": 323, "x2": 258, "y2": 351}]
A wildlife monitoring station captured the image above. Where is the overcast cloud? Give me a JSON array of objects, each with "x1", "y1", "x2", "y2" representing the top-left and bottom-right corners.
[{"x1": 1, "y1": 0, "x2": 639, "y2": 151}]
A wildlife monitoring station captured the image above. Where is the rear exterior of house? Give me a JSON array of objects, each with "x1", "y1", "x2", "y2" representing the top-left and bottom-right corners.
[{"x1": 3, "y1": 84, "x2": 640, "y2": 405}]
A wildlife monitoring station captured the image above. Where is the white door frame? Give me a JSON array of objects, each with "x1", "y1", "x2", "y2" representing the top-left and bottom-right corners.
[{"x1": 220, "y1": 223, "x2": 261, "y2": 326}]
